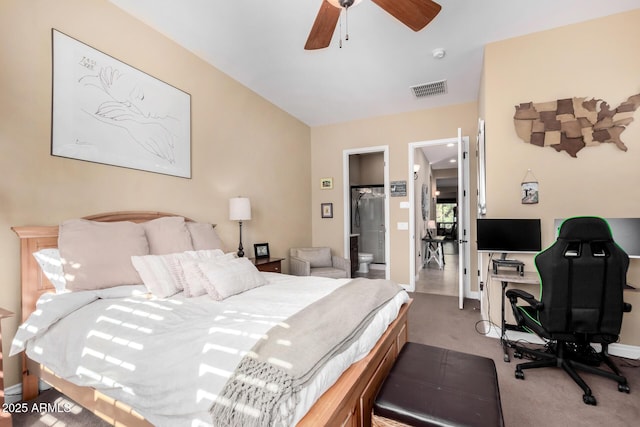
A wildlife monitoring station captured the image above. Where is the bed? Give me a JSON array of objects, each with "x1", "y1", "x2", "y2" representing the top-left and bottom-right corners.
[{"x1": 11, "y1": 211, "x2": 411, "y2": 426}]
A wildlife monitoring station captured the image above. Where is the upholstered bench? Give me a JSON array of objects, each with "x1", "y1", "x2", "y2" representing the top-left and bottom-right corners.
[{"x1": 373, "y1": 342, "x2": 504, "y2": 427}]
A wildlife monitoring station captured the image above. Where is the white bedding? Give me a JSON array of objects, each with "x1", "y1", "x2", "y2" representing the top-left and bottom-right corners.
[{"x1": 11, "y1": 273, "x2": 409, "y2": 426}]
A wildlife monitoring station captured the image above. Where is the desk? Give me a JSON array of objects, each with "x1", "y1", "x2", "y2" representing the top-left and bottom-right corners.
[
  {"x1": 422, "y1": 236, "x2": 445, "y2": 269},
  {"x1": 490, "y1": 271, "x2": 539, "y2": 362}
]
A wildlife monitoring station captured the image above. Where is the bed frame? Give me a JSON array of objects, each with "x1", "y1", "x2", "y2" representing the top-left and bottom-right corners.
[{"x1": 12, "y1": 211, "x2": 411, "y2": 426}]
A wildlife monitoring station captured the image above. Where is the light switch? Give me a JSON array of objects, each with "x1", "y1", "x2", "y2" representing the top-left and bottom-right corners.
[
  {"x1": 397, "y1": 222, "x2": 409, "y2": 230},
  {"x1": 400, "y1": 201, "x2": 410, "y2": 209}
]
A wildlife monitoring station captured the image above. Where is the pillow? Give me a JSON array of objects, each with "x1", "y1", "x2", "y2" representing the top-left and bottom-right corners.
[
  {"x1": 180, "y1": 259, "x2": 215, "y2": 298},
  {"x1": 142, "y1": 216, "x2": 194, "y2": 255},
  {"x1": 131, "y1": 249, "x2": 228, "y2": 298},
  {"x1": 58, "y1": 219, "x2": 149, "y2": 291},
  {"x1": 186, "y1": 222, "x2": 226, "y2": 251},
  {"x1": 32, "y1": 248, "x2": 67, "y2": 293},
  {"x1": 193, "y1": 257, "x2": 266, "y2": 301},
  {"x1": 296, "y1": 247, "x2": 332, "y2": 268}
]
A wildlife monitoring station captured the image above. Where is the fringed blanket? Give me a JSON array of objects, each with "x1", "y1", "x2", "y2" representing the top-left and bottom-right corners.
[{"x1": 209, "y1": 278, "x2": 402, "y2": 427}]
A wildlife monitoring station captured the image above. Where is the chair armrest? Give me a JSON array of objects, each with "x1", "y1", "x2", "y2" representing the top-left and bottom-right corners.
[
  {"x1": 332, "y1": 255, "x2": 351, "y2": 276},
  {"x1": 505, "y1": 289, "x2": 544, "y2": 311},
  {"x1": 289, "y1": 256, "x2": 311, "y2": 276},
  {"x1": 623, "y1": 302, "x2": 632, "y2": 313}
]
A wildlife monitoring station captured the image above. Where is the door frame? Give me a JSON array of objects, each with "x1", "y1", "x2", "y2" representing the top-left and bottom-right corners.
[
  {"x1": 407, "y1": 135, "x2": 472, "y2": 302},
  {"x1": 343, "y1": 146, "x2": 390, "y2": 280}
]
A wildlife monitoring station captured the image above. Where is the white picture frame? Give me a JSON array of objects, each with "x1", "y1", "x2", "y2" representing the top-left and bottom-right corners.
[{"x1": 51, "y1": 29, "x2": 191, "y2": 178}]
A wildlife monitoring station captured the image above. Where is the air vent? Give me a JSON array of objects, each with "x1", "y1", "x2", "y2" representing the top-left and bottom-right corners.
[{"x1": 411, "y1": 79, "x2": 447, "y2": 98}]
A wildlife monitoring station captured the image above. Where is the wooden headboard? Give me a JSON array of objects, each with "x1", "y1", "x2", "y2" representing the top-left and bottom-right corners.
[{"x1": 11, "y1": 211, "x2": 190, "y2": 322}]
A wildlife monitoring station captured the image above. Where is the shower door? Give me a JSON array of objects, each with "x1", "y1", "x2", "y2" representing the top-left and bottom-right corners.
[{"x1": 352, "y1": 187, "x2": 386, "y2": 264}]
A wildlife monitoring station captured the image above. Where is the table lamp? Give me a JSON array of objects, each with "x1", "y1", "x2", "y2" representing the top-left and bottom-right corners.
[{"x1": 229, "y1": 197, "x2": 251, "y2": 257}]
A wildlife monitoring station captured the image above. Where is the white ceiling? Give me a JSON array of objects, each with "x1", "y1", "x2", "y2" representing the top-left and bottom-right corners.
[{"x1": 109, "y1": 0, "x2": 639, "y2": 127}]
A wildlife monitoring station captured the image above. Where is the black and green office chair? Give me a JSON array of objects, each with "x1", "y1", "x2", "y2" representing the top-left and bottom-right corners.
[{"x1": 506, "y1": 216, "x2": 632, "y2": 405}]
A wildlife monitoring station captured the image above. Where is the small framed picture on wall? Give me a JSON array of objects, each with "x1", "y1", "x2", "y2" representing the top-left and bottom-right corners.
[
  {"x1": 321, "y1": 203, "x2": 333, "y2": 218},
  {"x1": 320, "y1": 178, "x2": 333, "y2": 190}
]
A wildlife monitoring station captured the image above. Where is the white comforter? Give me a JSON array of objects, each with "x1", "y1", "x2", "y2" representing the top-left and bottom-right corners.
[{"x1": 11, "y1": 273, "x2": 409, "y2": 426}]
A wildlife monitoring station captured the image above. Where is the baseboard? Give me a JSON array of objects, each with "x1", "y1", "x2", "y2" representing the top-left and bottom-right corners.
[
  {"x1": 3, "y1": 383, "x2": 22, "y2": 404},
  {"x1": 3, "y1": 380, "x2": 53, "y2": 404},
  {"x1": 485, "y1": 328, "x2": 640, "y2": 360},
  {"x1": 400, "y1": 282, "x2": 414, "y2": 292}
]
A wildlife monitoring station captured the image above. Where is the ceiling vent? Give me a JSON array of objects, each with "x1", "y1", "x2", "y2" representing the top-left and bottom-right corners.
[{"x1": 411, "y1": 79, "x2": 447, "y2": 98}]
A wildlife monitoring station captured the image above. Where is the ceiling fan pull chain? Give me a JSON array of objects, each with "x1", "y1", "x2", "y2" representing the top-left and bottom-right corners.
[
  {"x1": 339, "y1": 8, "x2": 343, "y2": 48},
  {"x1": 345, "y1": 6, "x2": 349, "y2": 41}
]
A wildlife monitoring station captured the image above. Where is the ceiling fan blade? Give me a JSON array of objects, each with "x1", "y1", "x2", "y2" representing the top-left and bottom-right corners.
[
  {"x1": 305, "y1": 1, "x2": 342, "y2": 50},
  {"x1": 371, "y1": 0, "x2": 441, "y2": 32}
]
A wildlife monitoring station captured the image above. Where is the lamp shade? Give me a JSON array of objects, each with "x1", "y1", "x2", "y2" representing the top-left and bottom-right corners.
[
  {"x1": 229, "y1": 197, "x2": 251, "y2": 221},
  {"x1": 428, "y1": 220, "x2": 437, "y2": 230}
]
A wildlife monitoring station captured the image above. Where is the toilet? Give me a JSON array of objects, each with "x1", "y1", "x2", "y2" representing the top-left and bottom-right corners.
[{"x1": 357, "y1": 252, "x2": 374, "y2": 274}]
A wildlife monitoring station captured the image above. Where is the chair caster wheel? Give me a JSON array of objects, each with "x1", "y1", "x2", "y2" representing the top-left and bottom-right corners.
[
  {"x1": 583, "y1": 394, "x2": 597, "y2": 405},
  {"x1": 515, "y1": 370, "x2": 525, "y2": 380},
  {"x1": 618, "y1": 383, "x2": 630, "y2": 393}
]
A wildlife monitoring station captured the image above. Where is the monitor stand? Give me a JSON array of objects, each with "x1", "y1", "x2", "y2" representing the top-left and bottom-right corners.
[{"x1": 492, "y1": 253, "x2": 524, "y2": 276}]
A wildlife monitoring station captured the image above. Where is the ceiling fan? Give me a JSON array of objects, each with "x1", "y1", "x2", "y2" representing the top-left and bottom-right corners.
[{"x1": 305, "y1": 0, "x2": 442, "y2": 50}]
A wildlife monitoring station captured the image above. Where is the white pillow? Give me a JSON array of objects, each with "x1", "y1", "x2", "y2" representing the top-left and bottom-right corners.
[
  {"x1": 131, "y1": 249, "x2": 226, "y2": 298},
  {"x1": 193, "y1": 257, "x2": 267, "y2": 301},
  {"x1": 32, "y1": 248, "x2": 67, "y2": 293}
]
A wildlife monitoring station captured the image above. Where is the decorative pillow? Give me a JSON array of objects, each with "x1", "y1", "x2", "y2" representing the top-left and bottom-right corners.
[
  {"x1": 131, "y1": 249, "x2": 228, "y2": 298},
  {"x1": 186, "y1": 222, "x2": 226, "y2": 251},
  {"x1": 142, "y1": 216, "x2": 194, "y2": 255},
  {"x1": 32, "y1": 248, "x2": 67, "y2": 293},
  {"x1": 195, "y1": 257, "x2": 267, "y2": 301},
  {"x1": 58, "y1": 219, "x2": 149, "y2": 291},
  {"x1": 180, "y1": 259, "x2": 215, "y2": 298},
  {"x1": 296, "y1": 247, "x2": 332, "y2": 268}
]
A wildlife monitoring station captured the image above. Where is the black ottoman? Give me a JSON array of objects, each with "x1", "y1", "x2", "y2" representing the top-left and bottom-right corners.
[{"x1": 373, "y1": 342, "x2": 504, "y2": 427}]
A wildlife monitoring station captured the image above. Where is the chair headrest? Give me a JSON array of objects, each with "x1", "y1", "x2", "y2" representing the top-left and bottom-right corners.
[{"x1": 558, "y1": 217, "x2": 612, "y2": 241}]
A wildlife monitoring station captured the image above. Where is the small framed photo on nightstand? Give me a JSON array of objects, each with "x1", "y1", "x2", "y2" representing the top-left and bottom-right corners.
[{"x1": 254, "y1": 243, "x2": 270, "y2": 259}]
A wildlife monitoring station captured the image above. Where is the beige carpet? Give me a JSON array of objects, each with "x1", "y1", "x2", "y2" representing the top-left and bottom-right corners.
[{"x1": 407, "y1": 292, "x2": 640, "y2": 427}]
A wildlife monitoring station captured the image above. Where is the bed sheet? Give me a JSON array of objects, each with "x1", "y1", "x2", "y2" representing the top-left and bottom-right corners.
[{"x1": 12, "y1": 273, "x2": 409, "y2": 426}]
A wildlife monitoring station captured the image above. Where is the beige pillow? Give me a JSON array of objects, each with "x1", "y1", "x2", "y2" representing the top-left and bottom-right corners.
[
  {"x1": 186, "y1": 222, "x2": 226, "y2": 251},
  {"x1": 142, "y1": 216, "x2": 194, "y2": 255},
  {"x1": 59, "y1": 219, "x2": 149, "y2": 291}
]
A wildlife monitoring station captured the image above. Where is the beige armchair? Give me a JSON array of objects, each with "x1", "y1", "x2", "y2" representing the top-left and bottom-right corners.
[{"x1": 289, "y1": 247, "x2": 351, "y2": 279}]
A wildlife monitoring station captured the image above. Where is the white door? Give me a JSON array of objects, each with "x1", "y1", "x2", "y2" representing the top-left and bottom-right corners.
[{"x1": 457, "y1": 129, "x2": 471, "y2": 309}]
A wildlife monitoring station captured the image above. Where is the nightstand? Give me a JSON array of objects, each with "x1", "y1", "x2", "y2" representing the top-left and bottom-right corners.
[
  {"x1": 1, "y1": 307, "x2": 14, "y2": 427},
  {"x1": 251, "y1": 257, "x2": 284, "y2": 273}
]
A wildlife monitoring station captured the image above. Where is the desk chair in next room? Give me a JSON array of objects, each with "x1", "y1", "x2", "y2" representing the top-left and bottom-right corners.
[{"x1": 506, "y1": 216, "x2": 632, "y2": 405}]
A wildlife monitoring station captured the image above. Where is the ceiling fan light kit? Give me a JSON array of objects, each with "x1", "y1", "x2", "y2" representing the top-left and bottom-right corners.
[{"x1": 305, "y1": 0, "x2": 442, "y2": 50}]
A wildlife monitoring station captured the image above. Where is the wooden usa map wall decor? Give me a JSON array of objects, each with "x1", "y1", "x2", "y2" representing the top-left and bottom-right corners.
[{"x1": 514, "y1": 93, "x2": 640, "y2": 157}]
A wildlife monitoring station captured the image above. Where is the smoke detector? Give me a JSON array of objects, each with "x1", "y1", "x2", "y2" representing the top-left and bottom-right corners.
[{"x1": 432, "y1": 48, "x2": 446, "y2": 59}]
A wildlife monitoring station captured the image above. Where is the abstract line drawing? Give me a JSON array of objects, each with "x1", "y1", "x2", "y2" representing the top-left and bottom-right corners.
[{"x1": 52, "y1": 29, "x2": 191, "y2": 178}]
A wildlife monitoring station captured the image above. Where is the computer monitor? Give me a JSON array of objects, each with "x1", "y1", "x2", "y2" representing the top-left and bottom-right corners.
[
  {"x1": 554, "y1": 218, "x2": 640, "y2": 259},
  {"x1": 476, "y1": 218, "x2": 542, "y2": 256}
]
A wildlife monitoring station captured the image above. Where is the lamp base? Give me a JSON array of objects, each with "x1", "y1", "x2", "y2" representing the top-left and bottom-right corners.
[{"x1": 237, "y1": 221, "x2": 245, "y2": 257}]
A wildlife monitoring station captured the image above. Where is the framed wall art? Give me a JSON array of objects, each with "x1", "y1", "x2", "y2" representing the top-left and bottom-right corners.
[
  {"x1": 51, "y1": 29, "x2": 192, "y2": 178},
  {"x1": 320, "y1": 177, "x2": 333, "y2": 189},
  {"x1": 321, "y1": 203, "x2": 333, "y2": 218}
]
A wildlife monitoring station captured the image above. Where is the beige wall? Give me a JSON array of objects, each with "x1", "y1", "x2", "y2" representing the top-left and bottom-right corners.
[
  {"x1": 0, "y1": 0, "x2": 312, "y2": 386},
  {"x1": 481, "y1": 9, "x2": 640, "y2": 345},
  {"x1": 310, "y1": 102, "x2": 479, "y2": 285}
]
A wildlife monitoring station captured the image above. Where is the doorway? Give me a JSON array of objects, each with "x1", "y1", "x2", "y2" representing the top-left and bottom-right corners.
[
  {"x1": 343, "y1": 146, "x2": 390, "y2": 280},
  {"x1": 408, "y1": 132, "x2": 471, "y2": 308}
]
